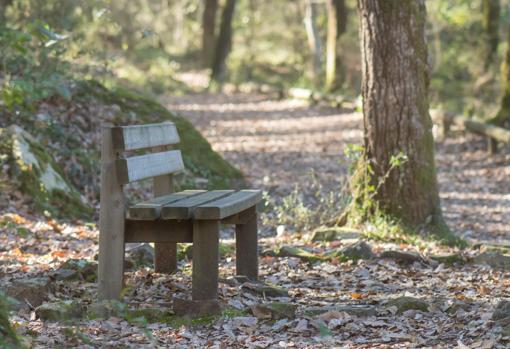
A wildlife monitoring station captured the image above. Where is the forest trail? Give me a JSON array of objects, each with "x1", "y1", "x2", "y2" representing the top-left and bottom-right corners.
[{"x1": 162, "y1": 92, "x2": 510, "y2": 242}]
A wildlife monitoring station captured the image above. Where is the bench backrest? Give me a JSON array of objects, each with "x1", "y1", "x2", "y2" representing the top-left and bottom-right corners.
[{"x1": 106, "y1": 122, "x2": 184, "y2": 185}]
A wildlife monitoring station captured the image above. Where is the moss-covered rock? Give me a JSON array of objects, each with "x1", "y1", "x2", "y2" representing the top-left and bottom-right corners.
[
  {"x1": 429, "y1": 252, "x2": 465, "y2": 266},
  {"x1": 35, "y1": 300, "x2": 85, "y2": 321},
  {"x1": 250, "y1": 302, "x2": 297, "y2": 319},
  {"x1": 76, "y1": 80, "x2": 244, "y2": 189},
  {"x1": 57, "y1": 259, "x2": 97, "y2": 282},
  {"x1": 328, "y1": 241, "x2": 375, "y2": 262},
  {"x1": 311, "y1": 227, "x2": 362, "y2": 243},
  {"x1": 5, "y1": 277, "x2": 54, "y2": 309},
  {"x1": 0, "y1": 125, "x2": 92, "y2": 219},
  {"x1": 386, "y1": 296, "x2": 429, "y2": 314}
]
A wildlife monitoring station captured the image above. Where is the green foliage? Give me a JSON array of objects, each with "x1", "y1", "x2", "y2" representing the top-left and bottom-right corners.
[{"x1": 263, "y1": 170, "x2": 349, "y2": 233}]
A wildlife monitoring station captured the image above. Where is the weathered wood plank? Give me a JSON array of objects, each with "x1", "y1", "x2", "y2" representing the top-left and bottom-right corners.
[
  {"x1": 153, "y1": 174, "x2": 176, "y2": 273},
  {"x1": 194, "y1": 190, "x2": 262, "y2": 220},
  {"x1": 125, "y1": 220, "x2": 193, "y2": 243},
  {"x1": 128, "y1": 190, "x2": 206, "y2": 220},
  {"x1": 111, "y1": 122, "x2": 180, "y2": 151},
  {"x1": 116, "y1": 150, "x2": 184, "y2": 184},
  {"x1": 221, "y1": 206, "x2": 257, "y2": 225},
  {"x1": 161, "y1": 190, "x2": 235, "y2": 219},
  {"x1": 236, "y1": 212, "x2": 258, "y2": 280},
  {"x1": 192, "y1": 220, "x2": 220, "y2": 301},
  {"x1": 98, "y1": 124, "x2": 126, "y2": 300}
]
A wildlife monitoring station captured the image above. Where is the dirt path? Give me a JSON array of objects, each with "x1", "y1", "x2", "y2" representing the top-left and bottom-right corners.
[{"x1": 162, "y1": 92, "x2": 510, "y2": 242}]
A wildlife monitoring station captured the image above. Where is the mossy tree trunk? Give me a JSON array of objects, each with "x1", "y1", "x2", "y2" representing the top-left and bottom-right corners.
[
  {"x1": 357, "y1": 0, "x2": 448, "y2": 235},
  {"x1": 482, "y1": 0, "x2": 500, "y2": 71},
  {"x1": 210, "y1": 0, "x2": 237, "y2": 85},
  {"x1": 304, "y1": 0, "x2": 322, "y2": 86},
  {"x1": 325, "y1": 0, "x2": 347, "y2": 91},
  {"x1": 202, "y1": 0, "x2": 218, "y2": 68}
]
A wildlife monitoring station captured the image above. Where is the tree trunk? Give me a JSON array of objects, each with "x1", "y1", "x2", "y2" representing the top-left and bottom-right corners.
[
  {"x1": 491, "y1": 24, "x2": 510, "y2": 129},
  {"x1": 304, "y1": 0, "x2": 322, "y2": 85},
  {"x1": 482, "y1": 0, "x2": 500, "y2": 71},
  {"x1": 357, "y1": 0, "x2": 448, "y2": 235},
  {"x1": 210, "y1": 0, "x2": 237, "y2": 84},
  {"x1": 326, "y1": 0, "x2": 347, "y2": 91},
  {"x1": 202, "y1": 0, "x2": 218, "y2": 67}
]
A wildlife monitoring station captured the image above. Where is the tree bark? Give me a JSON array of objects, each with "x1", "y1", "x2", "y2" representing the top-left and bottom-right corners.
[
  {"x1": 202, "y1": 0, "x2": 218, "y2": 67},
  {"x1": 210, "y1": 0, "x2": 237, "y2": 84},
  {"x1": 304, "y1": 0, "x2": 322, "y2": 85},
  {"x1": 326, "y1": 0, "x2": 347, "y2": 91},
  {"x1": 482, "y1": 0, "x2": 500, "y2": 71},
  {"x1": 357, "y1": 0, "x2": 446, "y2": 232}
]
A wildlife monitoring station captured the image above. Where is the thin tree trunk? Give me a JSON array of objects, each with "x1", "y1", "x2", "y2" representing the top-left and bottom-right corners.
[
  {"x1": 357, "y1": 0, "x2": 448, "y2": 235},
  {"x1": 482, "y1": 0, "x2": 500, "y2": 71},
  {"x1": 202, "y1": 0, "x2": 218, "y2": 67},
  {"x1": 304, "y1": 0, "x2": 322, "y2": 85},
  {"x1": 210, "y1": 0, "x2": 236, "y2": 84},
  {"x1": 326, "y1": 0, "x2": 347, "y2": 91}
]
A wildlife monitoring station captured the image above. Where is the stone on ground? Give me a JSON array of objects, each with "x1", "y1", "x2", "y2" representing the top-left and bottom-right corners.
[
  {"x1": 0, "y1": 125, "x2": 91, "y2": 218},
  {"x1": 250, "y1": 302, "x2": 297, "y2": 320},
  {"x1": 311, "y1": 227, "x2": 362, "y2": 243},
  {"x1": 336, "y1": 241, "x2": 375, "y2": 261},
  {"x1": 126, "y1": 243, "x2": 155, "y2": 267},
  {"x1": 241, "y1": 281, "x2": 289, "y2": 298},
  {"x1": 35, "y1": 300, "x2": 84, "y2": 321},
  {"x1": 278, "y1": 246, "x2": 323, "y2": 262},
  {"x1": 492, "y1": 300, "x2": 510, "y2": 321},
  {"x1": 386, "y1": 296, "x2": 429, "y2": 314},
  {"x1": 473, "y1": 252, "x2": 510, "y2": 270},
  {"x1": 429, "y1": 253, "x2": 465, "y2": 265},
  {"x1": 379, "y1": 250, "x2": 425, "y2": 264},
  {"x1": 58, "y1": 259, "x2": 97, "y2": 282},
  {"x1": 6, "y1": 277, "x2": 54, "y2": 309}
]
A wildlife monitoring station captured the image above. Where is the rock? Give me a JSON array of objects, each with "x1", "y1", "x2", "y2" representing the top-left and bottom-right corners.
[
  {"x1": 473, "y1": 252, "x2": 510, "y2": 269},
  {"x1": 304, "y1": 305, "x2": 377, "y2": 317},
  {"x1": 379, "y1": 250, "x2": 425, "y2": 264},
  {"x1": 52, "y1": 268, "x2": 80, "y2": 281},
  {"x1": 492, "y1": 300, "x2": 510, "y2": 321},
  {"x1": 311, "y1": 227, "x2": 362, "y2": 242},
  {"x1": 278, "y1": 246, "x2": 323, "y2": 263},
  {"x1": 173, "y1": 298, "x2": 221, "y2": 317},
  {"x1": 35, "y1": 300, "x2": 84, "y2": 321},
  {"x1": 58, "y1": 259, "x2": 97, "y2": 281},
  {"x1": 87, "y1": 300, "x2": 126, "y2": 319},
  {"x1": 336, "y1": 241, "x2": 375, "y2": 261},
  {"x1": 5, "y1": 277, "x2": 54, "y2": 308},
  {"x1": 386, "y1": 296, "x2": 429, "y2": 314},
  {"x1": 126, "y1": 244, "x2": 154, "y2": 267},
  {"x1": 250, "y1": 302, "x2": 297, "y2": 320},
  {"x1": 429, "y1": 253, "x2": 464, "y2": 265},
  {"x1": 0, "y1": 125, "x2": 91, "y2": 218},
  {"x1": 126, "y1": 307, "x2": 173, "y2": 323},
  {"x1": 241, "y1": 281, "x2": 289, "y2": 298}
]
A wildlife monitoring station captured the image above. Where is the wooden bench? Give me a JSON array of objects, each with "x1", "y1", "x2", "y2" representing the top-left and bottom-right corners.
[{"x1": 97, "y1": 122, "x2": 261, "y2": 309}]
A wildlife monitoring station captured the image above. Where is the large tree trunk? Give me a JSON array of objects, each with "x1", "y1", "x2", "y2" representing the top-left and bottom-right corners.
[
  {"x1": 304, "y1": 0, "x2": 322, "y2": 85},
  {"x1": 357, "y1": 0, "x2": 447, "y2": 233},
  {"x1": 210, "y1": 0, "x2": 237, "y2": 84},
  {"x1": 202, "y1": 0, "x2": 218, "y2": 67},
  {"x1": 326, "y1": 0, "x2": 347, "y2": 91},
  {"x1": 482, "y1": 0, "x2": 500, "y2": 71}
]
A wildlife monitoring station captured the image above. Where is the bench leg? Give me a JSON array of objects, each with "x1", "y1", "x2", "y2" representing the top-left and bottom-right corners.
[
  {"x1": 154, "y1": 242, "x2": 177, "y2": 274},
  {"x1": 235, "y1": 213, "x2": 258, "y2": 280},
  {"x1": 192, "y1": 220, "x2": 220, "y2": 301}
]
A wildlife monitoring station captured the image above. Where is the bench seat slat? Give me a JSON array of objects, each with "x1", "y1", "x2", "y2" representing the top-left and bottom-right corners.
[
  {"x1": 116, "y1": 150, "x2": 184, "y2": 184},
  {"x1": 128, "y1": 190, "x2": 206, "y2": 220},
  {"x1": 112, "y1": 122, "x2": 180, "y2": 151},
  {"x1": 194, "y1": 190, "x2": 262, "y2": 220},
  {"x1": 161, "y1": 190, "x2": 235, "y2": 219}
]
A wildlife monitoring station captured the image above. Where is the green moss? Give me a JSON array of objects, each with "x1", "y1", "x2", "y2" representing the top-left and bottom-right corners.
[{"x1": 76, "y1": 80, "x2": 244, "y2": 189}]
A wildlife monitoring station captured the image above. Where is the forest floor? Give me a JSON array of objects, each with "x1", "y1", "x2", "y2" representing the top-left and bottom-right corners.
[{"x1": 1, "y1": 90, "x2": 510, "y2": 348}]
